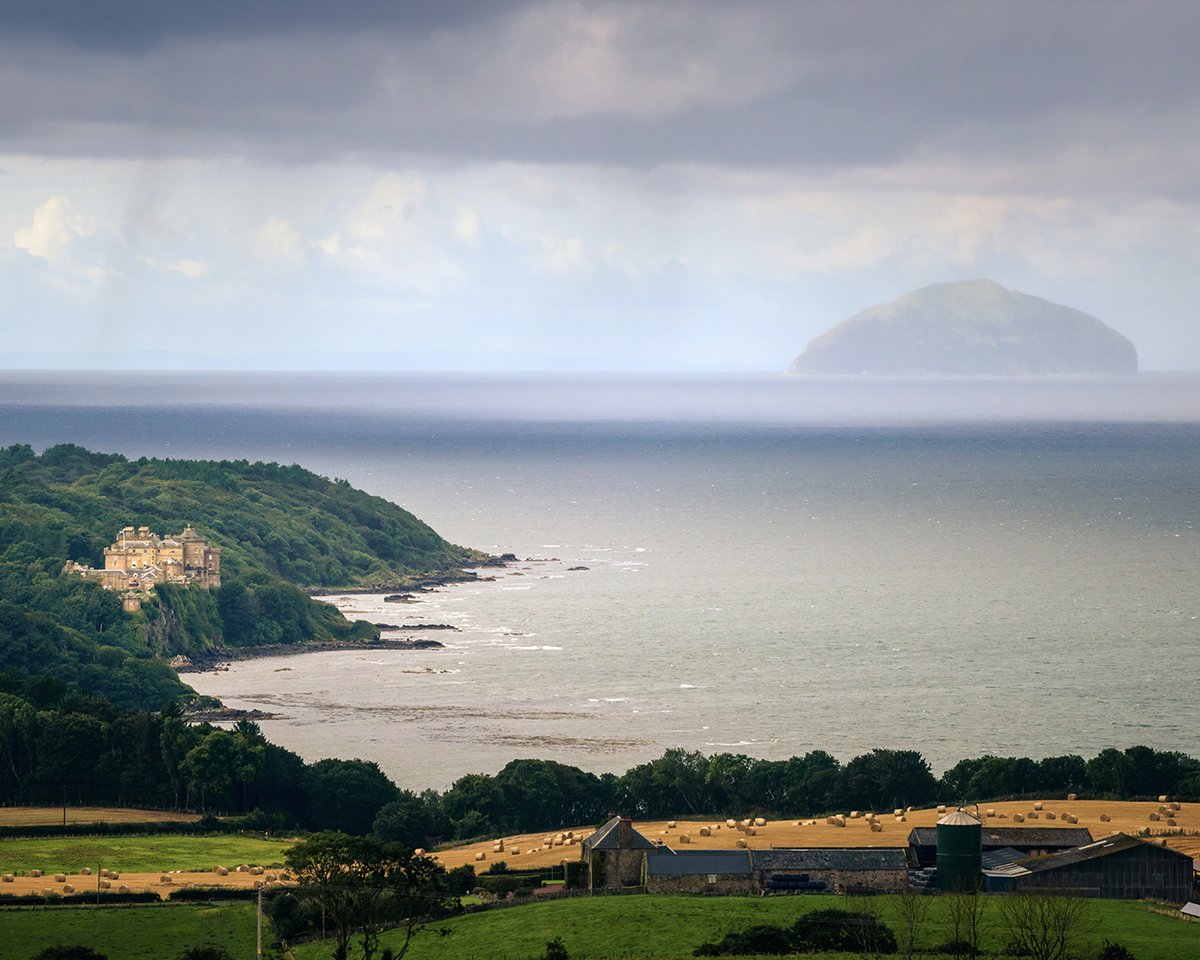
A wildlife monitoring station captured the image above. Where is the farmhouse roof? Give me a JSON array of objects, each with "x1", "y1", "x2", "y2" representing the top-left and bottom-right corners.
[
  {"x1": 1014, "y1": 832, "x2": 1193, "y2": 875},
  {"x1": 981, "y1": 847, "x2": 1028, "y2": 869},
  {"x1": 908, "y1": 826, "x2": 1093, "y2": 849},
  {"x1": 583, "y1": 816, "x2": 656, "y2": 851},
  {"x1": 753, "y1": 848, "x2": 908, "y2": 872},
  {"x1": 644, "y1": 849, "x2": 752, "y2": 877}
]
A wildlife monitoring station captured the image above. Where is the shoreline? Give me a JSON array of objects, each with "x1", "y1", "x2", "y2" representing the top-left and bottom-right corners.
[{"x1": 174, "y1": 636, "x2": 446, "y2": 673}]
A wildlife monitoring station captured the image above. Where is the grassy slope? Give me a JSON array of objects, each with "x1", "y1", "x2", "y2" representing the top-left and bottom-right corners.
[
  {"x1": 0, "y1": 902, "x2": 255, "y2": 960},
  {"x1": 0, "y1": 835, "x2": 293, "y2": 874},
  {"x1": 289, "y1": 894, "x2": 1200, "y2": 960}
]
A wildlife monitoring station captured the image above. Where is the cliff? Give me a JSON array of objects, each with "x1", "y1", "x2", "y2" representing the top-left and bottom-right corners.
[{"x1": 789, "y1": 280, "x2": 1138, "y2": 376}]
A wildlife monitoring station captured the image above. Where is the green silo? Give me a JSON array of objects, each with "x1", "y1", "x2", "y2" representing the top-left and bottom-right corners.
[{"x1": 936, "y1": 809, "x2": 982, "y2": 892}]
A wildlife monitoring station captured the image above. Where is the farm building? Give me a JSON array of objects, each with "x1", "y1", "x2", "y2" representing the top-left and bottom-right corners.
[
  {"x1": 581, "y1": 815, "x2": 657, "y2": 890},
  {"x1": 908, "y1": 825, "x2": 1093, "y2": 868},
  {"x1": 643, "y1": 849, "x2": 756, "y2": 894},
  {"x1": 984, "y1": 833, "x2": 1193, "y2": 902},
  {"x1": 752, "y1": 848, "x2": 909, "y2": 895}
]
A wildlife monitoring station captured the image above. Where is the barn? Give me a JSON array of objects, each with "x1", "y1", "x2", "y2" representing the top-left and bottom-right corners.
[
  {"x1": 908, "y1": 825, "x2": 1093, "y2": 868},
  {"x1": 581, "y1": 815, "x2": 657, "y2": 891},
  {"x1": 643, "y1": 849, "x2": 756, "y2": 894},
  {"x1": 984, "y1": 833, "x2": 1193, "y2": 902},
  {"x1": 752, "y1": 848, "x2": 909, "y2": 894}
]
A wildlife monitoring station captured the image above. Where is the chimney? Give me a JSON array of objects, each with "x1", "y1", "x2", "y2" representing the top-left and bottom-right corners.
[{"x1": 618, "y1": 816, "x2": 633, "y2": 850}]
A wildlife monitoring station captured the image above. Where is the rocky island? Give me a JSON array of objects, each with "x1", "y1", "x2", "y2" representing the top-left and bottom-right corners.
[{"x1": 789, "y1": 279, "x2": 1138, "y2": 376}]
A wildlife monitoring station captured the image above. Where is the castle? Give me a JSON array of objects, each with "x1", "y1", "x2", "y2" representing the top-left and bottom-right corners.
[{"x1": 66, "y1": 525, "x2": 221, "y2": 608}]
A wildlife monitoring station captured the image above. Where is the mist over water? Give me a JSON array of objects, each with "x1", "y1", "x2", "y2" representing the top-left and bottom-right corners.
[{"x1": 3, "y1": 373, "x2": 1198, "y2": 788}]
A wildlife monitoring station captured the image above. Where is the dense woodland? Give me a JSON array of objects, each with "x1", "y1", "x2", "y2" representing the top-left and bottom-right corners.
[{"x1": 0, "y1": 443, "x2": 481, "y2": 708}]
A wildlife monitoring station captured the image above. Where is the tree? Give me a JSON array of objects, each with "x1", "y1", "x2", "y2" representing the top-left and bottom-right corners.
[
  {"x1": 894, "y1": 884, "x2": 931, "y2": 960},
  {"x1": 945, "y1": 891, "x2": 986, "y2": 959},
  {"x1": 286, "y1": 831, "x2": 454, "y2": 960},
  {"x1": 305, "y1": 758, "x2": 399, "y2": 834},
  {"x1": 179, "y1": 730, "x2": 263, "y2": 811},
  {"x1": 999, "y1": 892, "x2": 1092, "y2": 960}
]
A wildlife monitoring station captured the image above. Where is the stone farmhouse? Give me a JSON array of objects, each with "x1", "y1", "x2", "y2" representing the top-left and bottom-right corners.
[{"x1": 66, "y1": 524, "x2": 221, "y2": 610}]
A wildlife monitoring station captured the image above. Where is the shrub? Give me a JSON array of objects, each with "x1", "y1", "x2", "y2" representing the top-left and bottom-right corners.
[
  {"x1": 791, "y1": 909, "x2": 897, "y2": 954},
  {"x1": 31, "y1": 949, "x2": 107, "y2": 960},
  {"x1": 1096, "y1": 943, "x2": 1136, "y2": 960},
  {"x1": 694, "y1": 924, "x2": 794, "y2": 956},
  {"x1": 543, "y1": 937, "x2": 570, "y2": 960},
  {"x1": 178, "y1": 949, "x2": 234, "y2": 960}
]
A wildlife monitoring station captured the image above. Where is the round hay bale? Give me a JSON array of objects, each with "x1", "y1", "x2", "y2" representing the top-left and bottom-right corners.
[
  {"x1": 870, "y1": 822, "x2": 883, "y2": 832},
  {"x1": 266, "y1": 874, "x2": 277, "y2": 882},
  {"x1": 1065, "y1": 814, "x2": 1078, "y2": 824},
  {"x1": 834, "y1": 816, "x2": 846, "y2": 828},
  {"x1": 566, "y1": 830, "x2": 575, "y2": 838},
  {"x1": 1167, "y1": 818, "x2": 1178, "y2": 826},
  {"x1": 0, "y1": 875, "x2": 11, "y2": 883},
  {"x1": 250, "y1": 866, "x2": 264, "y2": 875},
  {"x1": 543, "y1": 836, "x2": 554, "y2": 846},
  {"x1": 237, "y1": 864, "x2": 249, "y2": 873},
  {"x1": 54, "y1": 874, "x2": 66, "y2": 883},
  {"x1": 1171, "y1": 801, "x2": 1181, "y2": 811},
  {"x1": 907, "y1": 806, "x2": 916, "y2": 812},
  {"x1": 215, "y1": 867, "x2": 228, "y2": 876},
  {"x1": 99, "y1": 879, "x2": 111, "y2": 890},
  {"x1": 510, "y1": 848, "x2": 520, "y2": 856},
  {"x1": 726, "y1": 819, "x2": 736, "y2": 828},
  {"x1": 414, "y1": 849, "x2": 425, "y2": 856},
  {"x1": 850, "y1": 810, "x2": 861, "y2": 819},
  {"x1": 1158, "y1": 795, "x2": 1168, "y2": 803},
  {"x1": 1159, "y1": 804, "x2": 1169, "y2": 813},
  {"x1": 754, "y1": 817, "x2": 766, "y2": 827},
  {"x1": 1067, "y1": 792, "x2": 1078, "y2": 801},
  {"x1": 1099, "y1": 813, "x2": 1110, "y2": 822},
  {"x1": 1027, "y1": 812, "x2": 1039, "y2": 819},
  {"x1": 29, "y1": 869, "x2": 42, "y2": 878},
  {"x1": 667, "y1": 821, "x2": 676, "y2": 829},
  {"x1": 825, "y1": 816, "x2": 836, "y2": 825},
  {"x1": 99, "y1": 869, "x2": 110, "y2": 879},
  {"x1": 893, "y1": 808, "x2": 903, "y2": 817},
  {"x1": 1012, "y1": 813, "x2": 1025, "y2": 823},
  {"x1": 986, "y1": 809, "x2": 996, "y2": 818},
  {"x1": 746, "y1": 827, "x2": 757, "y2": 836},
  {"x1": 1149, "y1": 812, "x2": 1160, "y2": 822},
  {"x1": 937, "y1": 805, "x2": 947, "y2": 814},
  {"x1": 699, "y1": 826, "x2": 711, "y2": 836},
  {"x1": 80, "y1": 868, "x2": 92, "y2": 876},
  {"x1": 735, "y1": 838, "x2": 747, "y2": 849},
  {"x1": 1045, "y1": 812, "x2": 1057, "y2": 820},
  {"x1": 160, "y1": 875, "x2": 172, "y2": 884},
  {"x1": 679, "y1": 834, "x2": 690, "y2": 843},
  {"x1": 118, "y1": 885, "x2": 130, "y2": 894},
  {"x1": 474, "y1": 852, "x2": 486, "y2": 861},
  {"x1": 253, "y1": 880, "x2": 264, "y2": 889},
  {"x1": 1033, "y1": 802, "x2": 1043, "y2": 811},
  {"x1": 62, "y1": 884, "x2": 74, "y2": 894}
]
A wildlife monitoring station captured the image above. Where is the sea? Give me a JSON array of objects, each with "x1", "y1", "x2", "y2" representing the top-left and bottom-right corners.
[{"x1": 2, "y1": 372, "x2": 1198, "y2": 790}]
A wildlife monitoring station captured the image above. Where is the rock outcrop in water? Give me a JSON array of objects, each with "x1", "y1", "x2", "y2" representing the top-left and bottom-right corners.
[{"x1": 789, "y1": 280, "x2": 1138, "y2": 375}]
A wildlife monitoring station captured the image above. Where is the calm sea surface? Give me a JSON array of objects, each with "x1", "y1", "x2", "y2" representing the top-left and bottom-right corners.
[{"x1": 2, "y1": 373, "x2": 1198, "y2": 789}]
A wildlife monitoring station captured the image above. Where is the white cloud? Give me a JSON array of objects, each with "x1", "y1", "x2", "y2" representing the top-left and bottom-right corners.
[
  {"x1": 13, "y1": 196, "x2": 94, "y2": 264},
  {"x1": 453, "y1": 205, "x2": 481, "y2": 247},
  {"x1": 168, "y1": 258, "x2": 208, "y2": 279},
  {"x1": 251, "y1": 215, "x2": 304, "y2": 264},
  {"x1": 529, "y1": 232, "x2": 586, "y2": 275}
]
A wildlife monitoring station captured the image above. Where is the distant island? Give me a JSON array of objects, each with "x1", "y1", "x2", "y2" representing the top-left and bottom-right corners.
[{"x1": 789, "y1": 279, "x2": 1138, "y2": 375}]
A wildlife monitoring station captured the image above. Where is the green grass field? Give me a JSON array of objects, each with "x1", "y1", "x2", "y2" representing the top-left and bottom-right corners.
[
  {"x1": 0, "y1": 903, "x2": 256, "y2": 960},
  {"x1": 0, "y1": 834, "x2": 293, "y2": 874},
  {"x1": 288, "y1": 893, "x2": 1200, "y2": 960}
]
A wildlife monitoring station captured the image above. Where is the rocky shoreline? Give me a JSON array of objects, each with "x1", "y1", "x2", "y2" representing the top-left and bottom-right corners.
[{"x1": 173, "y1": 636, "x2": 446, "y2": 673}]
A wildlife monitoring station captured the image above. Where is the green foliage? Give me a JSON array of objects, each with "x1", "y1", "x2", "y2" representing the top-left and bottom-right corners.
[
  {"x1": 693, "y1": 924, "x2": 794, "y2": 956},
  {"x1": 790, "y1": 908, "x2": 898, "y2": 954},
  {"x1": 30, "y1": 949, "x2": 107, "y2": 960},
  {"x1": 176, "y1": 949, "x2": 234, "y2": 960},
  {"x1": 543, "y1": 937, "x2": 570, "y2": 960}
]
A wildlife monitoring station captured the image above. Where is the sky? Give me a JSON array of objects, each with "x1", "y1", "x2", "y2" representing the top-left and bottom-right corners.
[{"x1": 2, "y1": 1, "x2": 1199, "y2": 372}]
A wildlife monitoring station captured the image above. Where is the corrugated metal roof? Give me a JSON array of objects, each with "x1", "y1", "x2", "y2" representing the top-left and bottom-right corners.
[
  {"x1": 937, "y1": 810, "x2": 982, "y2": 826},
  {"x1": 909, "y1": 826, "x2": 1093, "y2": 849},
  {"x1": 1016, "y1": 833, "x2": 1193, "y2": 874},
  {"x1": 1180, "y1": 902, "x2": 1200, "y2": 919},
  {"x1": 645, "y1": 849, "x2": 752, "y2": 877},
  {"x1": 753, "y1": 848, "x2": 908, "y2": 872},
  {"x1": 981, "y1": 847, "x2": 1028, "y2": 869},
  {"x1": 583, "y1": 816, "x2": 657, "y2": 851}
]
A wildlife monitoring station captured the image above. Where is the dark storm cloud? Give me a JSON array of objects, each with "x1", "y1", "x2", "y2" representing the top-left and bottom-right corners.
[
  {"x1": 2, "y1": 0, "x2": 525, "y2": 51},
  {"x1": 2, "y1": 0, "x2": 1199, "y2": 190}
]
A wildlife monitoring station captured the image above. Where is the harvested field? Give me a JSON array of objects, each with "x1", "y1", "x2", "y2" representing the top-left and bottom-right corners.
[
  {"x1": 432, "y1": 798, "x2": 1200, "y2": 870},
  {"x1": 0, "y1": 807, "x2": 200, "y2": 827}
]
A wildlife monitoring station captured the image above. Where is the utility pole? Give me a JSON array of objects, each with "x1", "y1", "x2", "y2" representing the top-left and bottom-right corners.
[{"x1": 256, "y1": 886, "x2": 263, "y2": 960}]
